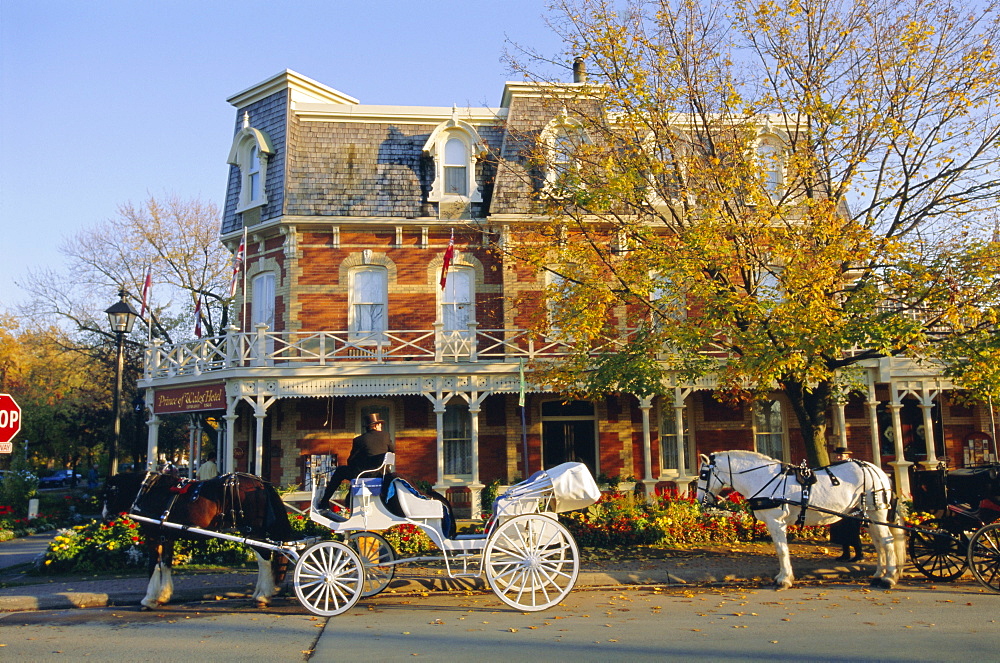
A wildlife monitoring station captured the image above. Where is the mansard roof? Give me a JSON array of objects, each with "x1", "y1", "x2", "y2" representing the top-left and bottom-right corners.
[{"x1": 221, "y1": 72, "x2": 584, "y2": 236}]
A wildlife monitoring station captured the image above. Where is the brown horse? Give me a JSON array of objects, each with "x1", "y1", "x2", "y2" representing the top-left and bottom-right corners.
[{"x1": 102, "y1": 471, "x2": 300, "y2": 609}]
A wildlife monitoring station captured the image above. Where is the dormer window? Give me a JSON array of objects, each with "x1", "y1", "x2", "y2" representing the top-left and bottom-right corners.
[
  {"x1": 248, "y1": 145, "x2": 262, "y2": 201},
  {"x1": 541, "y1": 115, "x2": 588, "y2": 197},
  {"x1": 444, "y1": 138, "x2": 469, "y2": 196},
  {"x1": 227, "y1": 113, "x2": 274, "y2": 213},
  {"x1": 756, "y1": 135, "x2": 785, "y2": 200},
  {"x1": 424, "y1": 115, "x2": 487, "y2": 203}
]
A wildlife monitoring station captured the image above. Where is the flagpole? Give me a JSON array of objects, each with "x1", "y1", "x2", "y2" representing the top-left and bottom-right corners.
[{"x1": 240, "y1": 225, "x2": 248, "y2": 332}]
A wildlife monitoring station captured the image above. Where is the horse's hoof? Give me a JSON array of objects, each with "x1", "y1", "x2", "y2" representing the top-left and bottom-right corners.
[{"x1": 870, "y1": 577, "x2": 895, "y2": 589}]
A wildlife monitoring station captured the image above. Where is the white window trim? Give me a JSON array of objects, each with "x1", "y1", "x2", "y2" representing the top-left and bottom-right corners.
[
  {"x1": 227, "y1": 118, "x2": 275, "y2": 214},
  {"x1": 443, "y1": 400, "x2": 473, "y2": 480},
  {"x1": 423, "y1": 116, "x2": 487, "y2": 203},
  {"x1": 753, "y1": 398, "x2": 789, "y2": 461},
  {"x1": 348, "y1": 265, "x2": 388, "y2": 345},
  {"x1": 540, "y1": 115, "x2": 589, "y2": 198},
  {"x1": 756, "y1": 133, "x2": 786, "y2": 201},
  {"x1": 437, "y1": 264, "x2": 476, "y2": 328}
]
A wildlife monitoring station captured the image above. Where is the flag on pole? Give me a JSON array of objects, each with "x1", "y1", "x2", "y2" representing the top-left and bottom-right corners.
[
  {"x1": 439, "y1": 229, "x2": 455, "y2": 290},
  {"x1": 229, "y1": 234, "x2": 246, "y2": 298},
  {"x1": 140, "y1": 266, "x2": 152, "y2": 318},
  {"x1": 194, "y1": 295, "x2": 206, "y2": 338}
]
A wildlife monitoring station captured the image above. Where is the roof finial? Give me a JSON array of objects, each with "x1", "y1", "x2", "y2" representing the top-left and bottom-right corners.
[{"x1": 242, "y1": 111, "x2": 250, "y2": 129}]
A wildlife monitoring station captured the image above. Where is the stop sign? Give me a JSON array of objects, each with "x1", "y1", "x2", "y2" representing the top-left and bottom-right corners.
[{"x1": 0, "y1": 393, "x2": 22, "y2": 445}]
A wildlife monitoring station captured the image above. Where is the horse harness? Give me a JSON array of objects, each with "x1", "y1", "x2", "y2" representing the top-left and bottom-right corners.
[
  {"x1": 133, "y1": 472, "x2": 261, "y2": 533},
  {"x1": 700, "y1": 455, "x2": 876, "y2": 526}
]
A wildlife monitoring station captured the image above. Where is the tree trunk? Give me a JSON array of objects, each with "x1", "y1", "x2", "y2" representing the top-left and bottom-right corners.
[{"x1": 783, "y1": 378, "x2": 832, "y2": 467}]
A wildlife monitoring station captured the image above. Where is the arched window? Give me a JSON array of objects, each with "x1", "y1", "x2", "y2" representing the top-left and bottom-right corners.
[
  {"x1": 444, "y1": 138, "x2": 468, "y2": 196},
  {"x1": 541, "y1": 116, "x2": 588, "y2": 196},
  {"x1": 757, "y1": 136, "x2": 785, "y2": 199},
  {"x1": 251, "y1": 271, "x2": 276, "y2": 355},
  {"x1": 440, "y1": 266, "x2": 474, "y2": 332},
  {"x1": 423, "y1": 118, "x2": 486, "y2": 203},
  {"x1": 227, "y1": 118, "x2": 274, "y2": 213},
  {"x1": 754, "y1": 399, "x2": 786, "y2": 460},
  {"x1": 248, "y1": 145, "x2": 261, "y2": 202},
  {"x1": 251, "y1": 272, "x2": 275, "y2": 330},
  {"x1": 349, "y1": 266, "x2": 388, "y2": 342}
]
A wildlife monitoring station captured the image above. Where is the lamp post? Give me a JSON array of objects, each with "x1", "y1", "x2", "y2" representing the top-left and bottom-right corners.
[{"x1": 105, "y1": 290, "x2": 139, "y2": 479}]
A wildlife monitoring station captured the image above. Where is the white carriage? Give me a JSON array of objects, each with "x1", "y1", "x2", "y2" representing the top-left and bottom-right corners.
[{"x1": 291, "y1": 453, "x2": 600, "y2": 617}]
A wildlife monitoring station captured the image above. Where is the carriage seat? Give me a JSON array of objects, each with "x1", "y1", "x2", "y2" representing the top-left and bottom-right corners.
[{"x1": 390, "y1": 478, "x2": 445, "y2": 519}]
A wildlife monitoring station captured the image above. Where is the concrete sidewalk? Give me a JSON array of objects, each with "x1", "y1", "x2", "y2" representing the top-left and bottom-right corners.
[{"x1": 0, "y1": 540, "x2": 887, "y2": 612}]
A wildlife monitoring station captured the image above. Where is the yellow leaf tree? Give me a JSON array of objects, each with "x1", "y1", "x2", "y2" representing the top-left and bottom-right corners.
[{"x1": 504, "y1": 0, "x2": 1000, "y2": 466}]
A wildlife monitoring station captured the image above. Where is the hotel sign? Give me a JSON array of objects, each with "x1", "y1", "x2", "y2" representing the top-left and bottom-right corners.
[{"x1": 154, "y1": 384, "x2": 226, "y2": 414}]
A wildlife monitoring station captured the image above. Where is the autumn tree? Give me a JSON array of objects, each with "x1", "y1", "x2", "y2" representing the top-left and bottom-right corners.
[
  {"x1": 505, "y1": 0, "x2": 1000, "y2": 466},
  {"x1": 0, "y1": 315, "x2": 112, "y2": 471},
  {"x1": 14, "y1": 195, "x2": 230, "y2": 467},
  {"x1": 19, "y1": 194, "x2": 232, "y2": 345}
]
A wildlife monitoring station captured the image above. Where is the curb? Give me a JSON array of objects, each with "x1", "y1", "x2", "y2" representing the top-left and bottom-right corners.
[{"x1": 0, "y1": 563, "x2": 876, "y2": 613}]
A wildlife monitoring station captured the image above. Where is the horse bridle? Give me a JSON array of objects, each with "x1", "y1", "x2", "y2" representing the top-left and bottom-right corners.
[{"x1": 697, "y1": 454, "x2": 723, "y2": 507}]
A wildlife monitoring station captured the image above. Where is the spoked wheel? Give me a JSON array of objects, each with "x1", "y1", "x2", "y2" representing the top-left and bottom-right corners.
[
  {"x1": 292, "y1": 541, "x2": 364, "y2": 617},
  {"x1": 483, "y1": 514, "x2": 580, "y2": 611},
  {"x1": 347, "y1": 531, "x2": 396, "y2": 597},
  {"x1": 908, "y1": 518, "x2": 967, "y2": 581},
  {"x1": 967, "y1": 523, "x2": 1000, "y2": 593}
]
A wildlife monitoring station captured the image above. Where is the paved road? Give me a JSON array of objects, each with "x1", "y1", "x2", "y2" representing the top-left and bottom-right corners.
[
  {"x1": 0, "y1": 531, "x2": 56, "y2": 570},
  {"x1": 1, "y1": 582, "x2": 996, "y2": 662}
]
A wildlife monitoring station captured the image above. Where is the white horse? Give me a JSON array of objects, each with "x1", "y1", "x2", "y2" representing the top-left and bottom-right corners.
[{"x1": 696, "y1": 450, "x2": 905, "y2": 589}]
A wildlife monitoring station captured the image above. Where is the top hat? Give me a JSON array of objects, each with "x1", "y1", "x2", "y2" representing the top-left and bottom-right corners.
[
  {"x1": 833, "y1": 446, "x2": 851, "y2": 455},
  {"x1": 365, "y1": 413, "x2": 384, "y2": 427}
]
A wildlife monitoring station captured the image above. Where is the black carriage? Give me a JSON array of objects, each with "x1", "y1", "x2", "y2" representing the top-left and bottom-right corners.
[{"x1": 907, "y1": 463, "x2": 1000, "y2": 591}]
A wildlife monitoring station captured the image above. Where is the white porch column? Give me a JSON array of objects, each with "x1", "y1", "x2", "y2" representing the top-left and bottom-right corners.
[
  {"x1": 434, "y1": 404, "x2": 445, "y2": 486},
  {"x1": 253, "y1": 395, "x2": 267, "y2": 477},
  {"x1": 866, "y1": 380, "x2": 882, "y2": 465},
  {"x1": 188, "y1": 416, "x2": 197, "y2": 474},
  {"x1": 468, "y1": 401, "x2": 485, "y2": 517},
  {"x1": 146, "y1": 415, "x2": 160, "y2": 471},
  {"x1": 639, "y1": 397, "x2": 655, "y2": 496},
  {"x1": 674, "y1": 390, "x2": 692, "y2": 488},
  {"x1": 919, "y1": 398, "x2": 939, "y2": 469},
  {"x1": 223, "y1": 396, "x2": 238, "y2": 475},
  {"x1": 888, "y1": 389, "x2": 912, "y2": 498},
  {"x1": 832, "y1": 400, "x2": 848, "y2": 449}
]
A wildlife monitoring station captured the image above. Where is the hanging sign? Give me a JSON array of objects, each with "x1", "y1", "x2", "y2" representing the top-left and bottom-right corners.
[{"x1": 154, "y1": 384, "x2": 226, "y2": 414}]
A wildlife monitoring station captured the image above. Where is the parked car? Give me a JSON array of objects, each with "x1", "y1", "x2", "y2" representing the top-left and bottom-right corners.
[{"x1": 38, "y1": 469, "x2": 82, "y2": 488}]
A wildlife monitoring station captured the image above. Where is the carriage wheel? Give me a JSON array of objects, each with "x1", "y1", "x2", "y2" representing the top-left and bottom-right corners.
[
  {"x1": 483, "y1": 514, "x2": 579, "y2": 612},
  {"x1": 908, "y1": 518, "x2": 967, "y2": 581},
  {"x1": 347, "y1": 531, "x2": 396, "y2": 597},
  {"x1": 967, "y1": 523, "x2": 1000, "y2": 594},
  {"x1": 292, "y1": 541, "x2": 364, "y2": 617}
]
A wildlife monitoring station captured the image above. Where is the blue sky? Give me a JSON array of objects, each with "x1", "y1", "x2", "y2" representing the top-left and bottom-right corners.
[{"x1": 0, "y1": 0, "x2": 566, "y2": 307}]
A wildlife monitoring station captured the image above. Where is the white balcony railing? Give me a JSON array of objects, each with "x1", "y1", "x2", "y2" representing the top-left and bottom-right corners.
[{"x1": 143, "y1": 324, "x2": 604, "y2": 380}]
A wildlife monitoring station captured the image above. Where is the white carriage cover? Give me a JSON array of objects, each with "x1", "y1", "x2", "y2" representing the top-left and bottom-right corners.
[
  {"x1": 547, "y1": 462, "x2": 601, "y2": 512},
  {"x1": 497, "y1": 462, "x2": 600, "y2": 514}
]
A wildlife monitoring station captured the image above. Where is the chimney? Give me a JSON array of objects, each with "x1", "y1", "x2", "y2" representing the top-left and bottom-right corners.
[{"x1": 573, "y1": 57, "x2": 587, "y2": 83}]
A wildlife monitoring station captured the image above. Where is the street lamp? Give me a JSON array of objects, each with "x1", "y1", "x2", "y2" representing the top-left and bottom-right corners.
[{"x1": 105, "y1": 290, "x2": 139, "y2": 479}]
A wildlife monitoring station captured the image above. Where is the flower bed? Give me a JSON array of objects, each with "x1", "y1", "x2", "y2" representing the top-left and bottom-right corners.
[{"x1": 560, "y1": 490, "x2": 828, "y2": 548}]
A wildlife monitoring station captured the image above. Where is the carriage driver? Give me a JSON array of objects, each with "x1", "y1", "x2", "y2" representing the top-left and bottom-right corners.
[{"x1": 317, "y1": 413, "x2": 395, "y2": 516}]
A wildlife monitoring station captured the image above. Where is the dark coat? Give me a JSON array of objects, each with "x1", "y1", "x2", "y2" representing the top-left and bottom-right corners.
[{"x1": 347, "y1": 429, "x2": 394, "y2": 473}]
